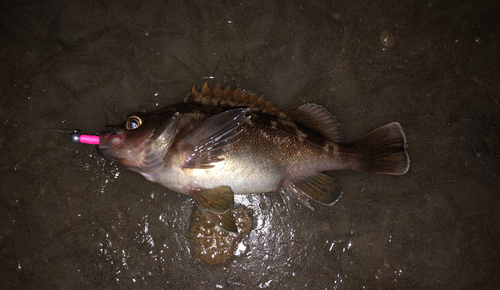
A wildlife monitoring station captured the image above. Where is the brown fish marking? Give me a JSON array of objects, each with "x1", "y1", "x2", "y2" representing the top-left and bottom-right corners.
[{"x1": 98, "y1": 82, "x2": 410, "y2": 232}]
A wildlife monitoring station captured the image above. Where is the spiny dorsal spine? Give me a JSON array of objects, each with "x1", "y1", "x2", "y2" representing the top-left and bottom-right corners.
[{"x1": 185, "y1": 82, "x2": 286, "y2": 118}]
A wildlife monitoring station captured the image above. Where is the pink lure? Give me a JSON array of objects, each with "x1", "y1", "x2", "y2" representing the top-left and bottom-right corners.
[{"x1": 71, "y1": 133, "x2": 99, "y2": 145}]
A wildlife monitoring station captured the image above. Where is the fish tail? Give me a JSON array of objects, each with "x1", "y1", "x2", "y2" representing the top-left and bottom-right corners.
[{"x1": 347, "y1": 122, "x2": 410, "y2": 175}]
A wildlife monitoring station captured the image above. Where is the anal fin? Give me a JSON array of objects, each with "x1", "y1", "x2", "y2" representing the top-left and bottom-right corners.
[{"x1": 285, "y1": 173, "x2": 343, "y2": 208}]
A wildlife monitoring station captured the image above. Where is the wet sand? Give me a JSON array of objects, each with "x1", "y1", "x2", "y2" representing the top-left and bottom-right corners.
[{"x1": 1, "y1": 1, "x2": 499, "y2": 289}]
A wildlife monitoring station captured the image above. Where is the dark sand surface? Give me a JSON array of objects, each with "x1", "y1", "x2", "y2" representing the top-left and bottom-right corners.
[{"x1": 1, "y1": 1, "x2": 499, "y2": 289}]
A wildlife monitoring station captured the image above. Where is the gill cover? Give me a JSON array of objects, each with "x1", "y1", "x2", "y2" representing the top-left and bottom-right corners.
[{"x1": 133, "y1": 113, "x2": 180, "y2": 173}]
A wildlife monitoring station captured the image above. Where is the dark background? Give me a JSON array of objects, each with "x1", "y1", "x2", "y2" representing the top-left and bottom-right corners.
[{"x1": 1, "y1": 0, "x2": 499, "y2": 289}]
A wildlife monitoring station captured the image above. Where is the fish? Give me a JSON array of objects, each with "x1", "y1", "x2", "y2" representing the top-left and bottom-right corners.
[{"x1": 98, "y1": 82, "x2": 410, "y2": 232}]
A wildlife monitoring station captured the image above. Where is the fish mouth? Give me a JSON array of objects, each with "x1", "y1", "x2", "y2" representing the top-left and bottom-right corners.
[{"x1": 97, "y1": 130, "x2": 126, "y2": 159}]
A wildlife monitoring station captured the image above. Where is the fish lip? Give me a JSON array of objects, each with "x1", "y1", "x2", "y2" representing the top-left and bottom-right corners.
[
  {"x1": 98, "y1": 131, "x2": 124, "y2": 149},
  {"x1": 97, "y1": 130, "x2": 126, "y2": 160}
]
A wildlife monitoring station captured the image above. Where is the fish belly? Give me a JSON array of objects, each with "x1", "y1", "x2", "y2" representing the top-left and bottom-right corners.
[{"x1": 156, "y1": 152, "x2": 284, "y2": 196}]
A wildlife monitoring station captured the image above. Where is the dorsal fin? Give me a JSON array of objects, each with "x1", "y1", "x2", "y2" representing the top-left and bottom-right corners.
[
  {"x1": 185, "y1": 82, "x2": 287, "y2": 118},
  {"x1": 287, "y1": 103, "x2": 344, "y2": 143}
]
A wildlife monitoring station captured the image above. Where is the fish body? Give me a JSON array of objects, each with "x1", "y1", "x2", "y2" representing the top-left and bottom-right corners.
[{"x1": 98, "y1": 83, "x2": 409, "y2": 232}]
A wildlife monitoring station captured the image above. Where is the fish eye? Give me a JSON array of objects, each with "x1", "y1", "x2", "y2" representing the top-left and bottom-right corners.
[{"x1": 126, "y1": 115, "x2": 143, "y2": 130}]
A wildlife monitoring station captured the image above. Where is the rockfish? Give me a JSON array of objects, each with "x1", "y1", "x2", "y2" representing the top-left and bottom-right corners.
[{"x1": 98, "y1": 83, "x2": 410, "y2": 232}]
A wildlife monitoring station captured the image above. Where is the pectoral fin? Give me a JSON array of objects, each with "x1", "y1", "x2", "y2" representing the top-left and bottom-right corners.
[
  {"x1": 285, "y1": 173, "x2": 343, "y2": 208},
  {"x1": 182, "y1": 108, "x2": 250, "y2": 169},
  {"x1": 192, "y1": 186, "x2": 237, "y2": 232}
]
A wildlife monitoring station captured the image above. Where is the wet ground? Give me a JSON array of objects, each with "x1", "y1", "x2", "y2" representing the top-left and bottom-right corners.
[{"x1": 1, "y1": 0, "x2": 499, "y2": 289}]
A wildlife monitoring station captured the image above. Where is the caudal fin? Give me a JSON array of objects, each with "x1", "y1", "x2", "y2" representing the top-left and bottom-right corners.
[{"x1": 350, "y1": 122, "x2": 410, "y2": 175}]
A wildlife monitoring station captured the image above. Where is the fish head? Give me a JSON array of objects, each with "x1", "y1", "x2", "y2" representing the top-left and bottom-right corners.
[{"x1": 98, "y1": 110, "x2": 180, "y2": 173}]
